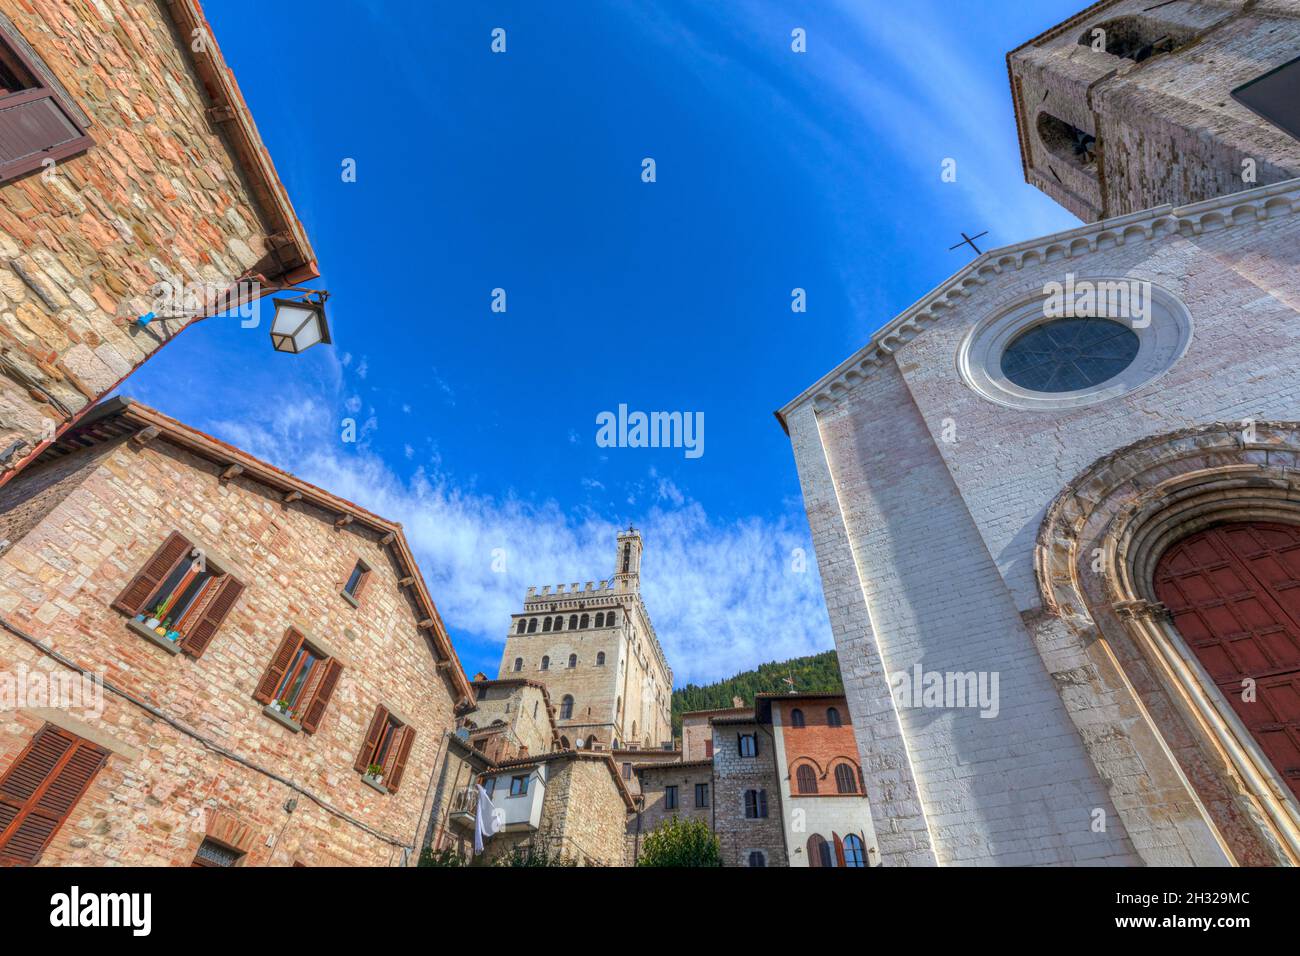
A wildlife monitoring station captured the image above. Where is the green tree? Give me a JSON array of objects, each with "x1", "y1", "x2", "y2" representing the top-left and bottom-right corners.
[{"x1": 637, "y1": 815, "x2": 722, "y2": 867}]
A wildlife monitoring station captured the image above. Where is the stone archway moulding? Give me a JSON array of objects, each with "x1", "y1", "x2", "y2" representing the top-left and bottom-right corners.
[{"x1": 1036, "y1": 421, "x2": 1300, "y2": 866}]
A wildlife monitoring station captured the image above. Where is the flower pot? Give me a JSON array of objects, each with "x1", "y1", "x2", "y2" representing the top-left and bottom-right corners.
[{"x1": 144, "y1": 617, "x2": 160, "y2": 629}]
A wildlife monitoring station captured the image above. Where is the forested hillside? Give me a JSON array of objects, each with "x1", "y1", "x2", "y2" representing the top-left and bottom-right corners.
[{"x1": 671, "y1": 650, "x2": 843, "y2": 733}]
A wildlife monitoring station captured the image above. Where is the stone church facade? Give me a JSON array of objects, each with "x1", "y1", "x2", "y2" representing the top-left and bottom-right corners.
[
  {"x1": 780, "y1": 4, "x2": 1300, "y2": 866},
  {"x1": 498, "y1": 530, "x2": 673, "y2": 751}
]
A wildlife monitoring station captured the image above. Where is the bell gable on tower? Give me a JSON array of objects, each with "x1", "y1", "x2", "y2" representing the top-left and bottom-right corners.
[
  {"x1": 1007, "y1": 0, "x2": 1300, "y2": 221},
  {"x1": 615, "y1": 527, "x2": 643, "y2": 593}
]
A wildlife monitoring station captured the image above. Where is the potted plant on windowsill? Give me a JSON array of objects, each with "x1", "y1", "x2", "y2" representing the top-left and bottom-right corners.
[
  {"x1": 272, "y1": 698, "x2": 293, "y2": 717},
  {"x1": 364, "y1": 763, "x2": 384, "y2": 786},
  {"x1": 144, "y1": 602, "x2": 167, "y2": 631}
]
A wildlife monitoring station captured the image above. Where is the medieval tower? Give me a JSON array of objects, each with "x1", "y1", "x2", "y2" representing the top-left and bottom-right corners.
[
  {"x1": 1007, "y1": 0, "x2": 1300, "y2": 221},
  {"x1": 498, "y1": 529, "x2": 673, "y2": 751}
]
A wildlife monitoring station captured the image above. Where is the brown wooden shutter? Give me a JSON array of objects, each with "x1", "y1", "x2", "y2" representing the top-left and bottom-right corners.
[
  {"x1": 833, "y1": 832, "x2": 846, "y2": 867},
  {"x1": 354, "y1": 705, "x2": 389, "y2": 773},
  {"x1": 353, "y1": 565, "x2": 371, "y2": 600},
  {"x1": 385, "y1": 726, "x2": 415, "y2": 792},
  {"x1": 179, "y1": 575, "x2": 244, "y2": 659},
  {"x1": 254, "y1": 628, "x2": 303, "y2": 704},
  {"x1": 0, "y1": 18, "x2": 93, "y2": 185},
  {"x1": 299, "y1": 658, "x2": 342, "y2": 734},
  {"x1": 111, "y1": 531, "x2": 190, "y2": 616},
  {"x1": 0, "y1": 725, "x2": 107, "y2": 864}
]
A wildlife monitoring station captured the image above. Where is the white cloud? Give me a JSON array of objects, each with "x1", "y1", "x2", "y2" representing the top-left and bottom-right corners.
[{"x1": 204, "y1": 395, "x2": 832, "y2": 684}]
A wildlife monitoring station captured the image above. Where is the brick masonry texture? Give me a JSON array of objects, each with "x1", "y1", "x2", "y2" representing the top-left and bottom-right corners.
[
  {"x1": 1009, "y1": 0, "x2": 1300, "y2": 221},
  {"x1": 782, "y1": 182, "x2": 1300, "y2": 865},
  {"x1": 0, "y1": 431, "x2": 463, "y2": 865},
  {"x1": 0, "y1": 0, "x2": 308, "y2": 477}
]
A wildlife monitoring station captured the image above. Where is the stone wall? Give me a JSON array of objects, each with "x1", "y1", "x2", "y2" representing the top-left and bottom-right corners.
[
  {"x1": 710, "y1": 720, "x2": 786, "y2": 867},
  {"x1": 0, "y1": 429, "x2": 461, "y2": 865},
  {"x1": 630, "y1": 760, "x2": 713, "y2": 864},
  {"x1": 0, "y1": 0, "x2": 309, "y2": 476}
]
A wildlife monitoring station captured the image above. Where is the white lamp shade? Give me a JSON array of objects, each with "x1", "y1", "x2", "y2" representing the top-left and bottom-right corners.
[{"x1": 270, "y1": 298, "x2": 331, "y2": 354}]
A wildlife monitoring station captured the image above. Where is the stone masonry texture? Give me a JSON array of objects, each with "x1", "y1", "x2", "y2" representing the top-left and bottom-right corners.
[{"x1": 0, "y1": 425, "x2": 463, "y2": 865}]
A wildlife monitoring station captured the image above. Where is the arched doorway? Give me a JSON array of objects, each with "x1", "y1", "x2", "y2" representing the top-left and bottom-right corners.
[{"x1": 1155, "y1": 522, "x2": 1300, "y2": 801}]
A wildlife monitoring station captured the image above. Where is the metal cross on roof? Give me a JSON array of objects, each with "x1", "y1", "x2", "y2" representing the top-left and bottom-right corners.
[{"x1": 949, "y1": 230, "x2": 990, "y2": 256}]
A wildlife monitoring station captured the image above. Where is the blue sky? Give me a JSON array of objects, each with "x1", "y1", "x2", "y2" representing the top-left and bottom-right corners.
[{"x1": 121, "y1": 0, "x2": 1082, "y2": 685}]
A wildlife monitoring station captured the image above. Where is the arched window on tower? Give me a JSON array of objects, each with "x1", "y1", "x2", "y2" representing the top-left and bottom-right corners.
[
  {"x1": 541, "y1": 655, "x2": 550, "y2": 671},
  {"x1": 596, "y1": 652, "x2": 606, "y2": 666},
  {"x1": 560, "y1": 695, "x2": 574, "y2": 720},
  {"x1": 607, "y1": 610, "x2": 617, "y2": 626},
  {"x1": 796, "y1": 764, "x2": 818, "y2": 794},
  {"x1": 834, "y1": 763, "x2": 858, "y2": 794},
  {"x1": 569, "y1": 614, "x2": 578, "y2": 629},
  {"x1": 552, "y1": 616, "x2": 562, "y2": 631},
  {"x1": 516, "y1": 619, "x2": 526, "y2": 634},
  {"x1": 513, "y1": 657, "x2": 523, "y2": 672},
  {"x1": 827, "y1": 707, "x2": 842, "y2": 727},
  {"x1": 622, "y1": 542, "x2": 631, "y2": 573},
  {"x1": 1077, "y1": 16, "x2": 1191, "y2": 62},
  {"x1": 527, "y1": 618, "x2": 537, "y2": 633},
  {"x1": 790, "y1": 708, "x2": 805, "y2": 728},
  {"x1": 585, "y1": 735, "x2": 597, "y2": 750},
  {"x1": 579, "y1": 613, "x2": 589, "y2": 628},
  {"x1": 594, "y1": 612, "x2": 604, "y2": 627},
  {"x1": 542, "y1": 617, "x2": 552, "y2": 632},
  {"x1": 1036, "y1": 112, "x2": 1098, "y2": 172},
  {"x1": 568, "y1": 653, "x2": 577, "y2": 668}
]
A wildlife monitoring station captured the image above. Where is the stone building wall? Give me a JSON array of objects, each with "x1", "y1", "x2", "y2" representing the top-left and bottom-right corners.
[
  {"x1": 780, "y1": 181, "x2": 1300, "y2": 865},
  {"x1": 0, "y1": 0, "x2": 313, "y2": 478},
  {"x1": 1008, "y1": 0, "x2": 1300, "y2": 220},
  {"x1": 629, "y1": 760, "x2": 713, "y2": 864},
  {"x1": 710, "y1": 720, "x2": 786, "y2": 867},
  {"x1": 0, "y1": 412, "x2": 465, "y2": 865}
]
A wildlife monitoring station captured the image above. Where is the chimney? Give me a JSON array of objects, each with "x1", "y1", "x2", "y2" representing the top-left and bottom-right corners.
[{"x1": 732, "y1": 696, "x2": 744, "y2": 709}]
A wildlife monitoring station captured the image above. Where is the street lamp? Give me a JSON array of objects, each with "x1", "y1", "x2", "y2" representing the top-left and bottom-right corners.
[{"x1": 269, "y1": 292, "x2": 332, "y2": 355}]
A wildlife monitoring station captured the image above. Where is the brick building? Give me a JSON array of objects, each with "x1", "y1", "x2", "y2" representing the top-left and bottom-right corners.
[
  {"x1": 680, "y1": 700, "x2": 748, "y2": 760},
  {"x1": 761, "y1": 694, "x2": 878, "y2": 868},
  {"x1": 0, "y1": 0, "x2": 317, "y2": 482},
  {"x1": 0, "y1": 398, "x2": 473, "y2": 865},
  {"x1": 779, "y1": 3, "x2": 1300, "y2": 866},
  {"x1": 498, "y1": 529, "x2": 673, "y2": 751},
  {"x1": 1008, "y1": 0, "x2": 1300, "y2": 221}
]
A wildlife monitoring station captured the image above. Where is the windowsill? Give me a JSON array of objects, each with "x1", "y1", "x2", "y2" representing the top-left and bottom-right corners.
[
  {"x1": 361, "y1": 775, "x2": 388, "y2": 795},
  {"x1": 339, "y1": 590, "x2": 359, "y2": 608},
  {"x1": 262, "y1": 704, "x2": 302, "y2": 733},
  {"x1": 126, "y1": 618, "x2": 182, "y2": 655}
]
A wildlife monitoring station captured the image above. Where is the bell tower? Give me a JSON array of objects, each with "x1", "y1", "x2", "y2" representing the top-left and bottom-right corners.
[
  {"x1": 615, "y1": 527, "x2": 642, "y2": 593},
  {"x1": 1007, "y1": 0, "x2": 1300, "y2": 222}
]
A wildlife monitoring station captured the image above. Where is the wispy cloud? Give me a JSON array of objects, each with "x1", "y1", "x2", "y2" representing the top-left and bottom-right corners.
[{"x1": 203, "y1": 393, "x2": 831, "y2": 684}]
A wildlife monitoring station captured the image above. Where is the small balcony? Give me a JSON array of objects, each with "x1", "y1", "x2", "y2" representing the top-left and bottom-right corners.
[{"x1": 448, "y1": 787, "x2": 478, "y2": 830}]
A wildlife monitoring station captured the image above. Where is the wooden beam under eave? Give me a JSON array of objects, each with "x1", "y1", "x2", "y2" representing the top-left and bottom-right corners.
[
  {"x1": 398, "y1": 576, "x2": 415, "y2": 587},
  {"x1": 219, "y1": 464, "x2": 244, "y2": 482},
  {"x1": 334, "y1": 515, "x2": 354, "y2": 529},
  {"x1": 417, "y1": 618, "x2": 434, "y2": 629},
  {"x1": 282, "y1": 490, "x2": 302, "y2": 504},
  {"x1": 380, "y1": 532, "x2": 396, "y2": 546},
  {"x1": 131, "y1": 425, "x2": 161, "y2": 446}
]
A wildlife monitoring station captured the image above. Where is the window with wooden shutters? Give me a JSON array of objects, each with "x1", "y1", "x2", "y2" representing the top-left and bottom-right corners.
[
  {"x1": 354, "y1": 705, "x2": 414, "y2": 793},
  {"x1": 738, "y1": 733, "x2": 757, "y2": 758},
  {"x1": 112, "y1": 531, "x2": 244, "y2": 658},
  {"x1": 743, "y1": 788, "x2": 767, "y2": 819},
  {"x1": 0, "y1": 13, "x2": 93, "y2": 185},
  {"x1": 834, "y1": 763, "x2": 858, "y2": 794},
  {"x1": 796, "y1": 763, "x2": 818, "y2": 794},
  {"x1": 664, "y1": 785, "x2": 678, "y2": 810},
  {"x1": 254, "y1": 628, "x2": 342, "y2": 734},
  {"x1": 0, "y1": 724, "x2": 107, "y2": 864}
]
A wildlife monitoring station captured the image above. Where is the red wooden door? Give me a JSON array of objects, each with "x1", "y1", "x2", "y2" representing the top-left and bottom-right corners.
[{"x1": 1154, "y1": 522, "x2": 1300, "y2": 801}]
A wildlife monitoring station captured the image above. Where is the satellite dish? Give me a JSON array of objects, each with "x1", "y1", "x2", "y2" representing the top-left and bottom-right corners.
[{"x1": 575, "y1": 737, "x2": 585, "y2": 748}]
